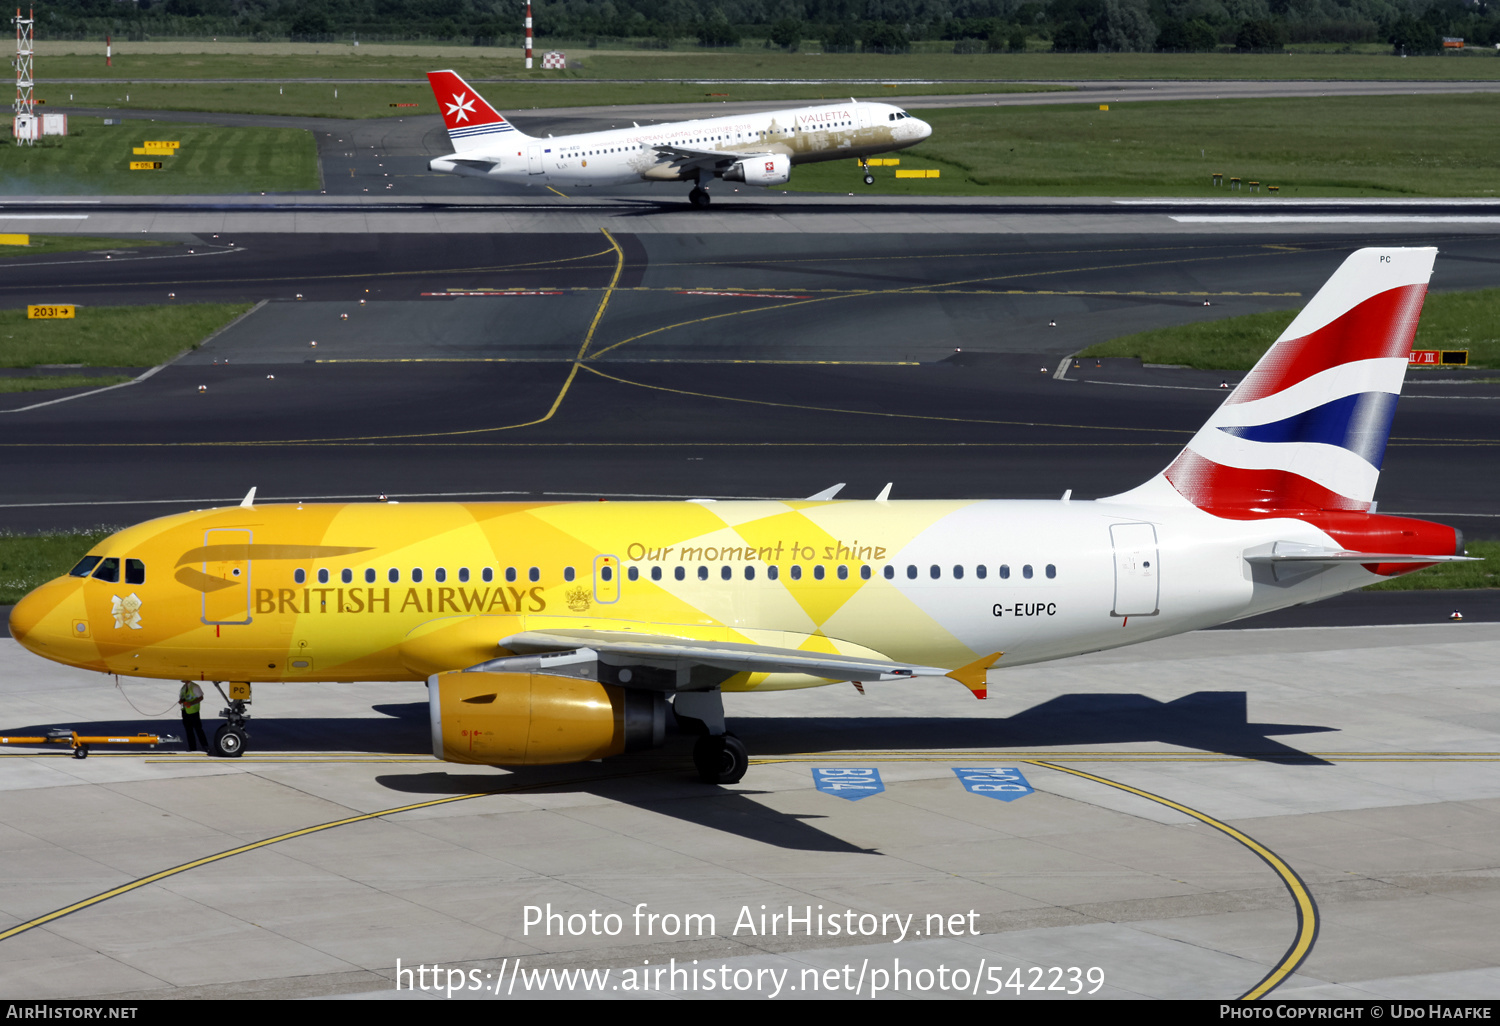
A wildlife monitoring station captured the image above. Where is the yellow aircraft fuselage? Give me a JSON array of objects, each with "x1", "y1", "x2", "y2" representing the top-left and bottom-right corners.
[{"x1": 10, "y1": 499, "x2": 1026, "y2": 688}]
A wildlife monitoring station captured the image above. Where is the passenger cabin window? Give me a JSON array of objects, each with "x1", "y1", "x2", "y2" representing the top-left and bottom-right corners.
[
  {"x1": 1046, "y1": 564, "x2": 1057, "y2": 579},
  {"x1": 999, "y1": 565, "x2": 1010, "y2": 580},
  {"x1": 837, "y1": 565, "x2": 848, "y2": 580},
  {"x1": 412, "y1": 568, "x2": 424, "y2": 584},
  {"x1": 861, "y1": 566, "x2": 871, "y2": 580},
  {"x1": 698, "y1": 566, "x2": 708, "y2": 581},
  {"x1": 294, "y1": 568, "x2": 306, "y2": 585},
  {"x1": 70, "y1": 555, "x2": 102, "y2": 577},
  {"x1": 767, "y1": 565, "x2": 779, "y2": 581},
  {"x1": 93, "y1": 558, "x2": 120, "y2": 583},
  {"x1": 952, "y1": 565, "x2": 964, "y2": 580},
  {"x1": 564, "y1": 567, "x2": 575, "y2": 582},
  {"x1": 721, "y1": 566, "x2": 732, "y2": 581},
  {"x1": 627, "y1": 566, "x2": 639, "y2": 581},
  {"x1": 482, "y1": 568, "x2": 493, "y2": 583},
  {"x1": 883, "y1": 565, "x2": 894, "y2": 580},
  {"x1": 366, "y1": 568, "x2": 376, "y2": 583},
  {"x1": 458, "y1": 568, "x2": 470, "y2": 583},
  {"x1": 976, "y1": 565, "x2": 987, "y2": 579},
  {"x1": 675, "y1": 566, "x2": 685, "y2": 581},
  {"x1": 650, "y1": 566, "x2": 661, "y2": 581},
  {"x1": 505, "y1": 567, "x2": 516, "y2": 583},
  {"x1": 317, "y1": 569, "x2": 329, "y2": 584},
  {"x1": 906, "y1": 565, "x2": 917, "y2": 580},
  {"x1": 125, "y1": 559, "x2": 146, "y2": 585},
  {"x1": 1023, "y1": 565, "x2": 1034, "y2": 579},
  {"x1": 341, "y1": 569, "x2": 352, "y2": 584},
  {"x1": 930, "y1": 565, "x2": 940, "y2": 580},
  {"x1": 435, "y1": 568, "x2": 447, "y2": 583},
  {"x1": 389, "y1": 568, "x2": 400, "y2": 583},
  {"x1": 813, "y1": 565, "x2": 825, "y2": 580},
  {"x1": 528, "y1": 567, "x2": 539, "y2": 583},
  {"x1": 790, "y1": 565, "x2": 802, "y2": 581}
]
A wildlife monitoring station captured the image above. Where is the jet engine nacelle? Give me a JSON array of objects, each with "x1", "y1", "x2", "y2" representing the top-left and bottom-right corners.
[
  {"x1": 723, "y1": 154, "x2": 791, "y2": 186},
  {"x1": 429, "y1": 670, "x2": 666, "y2": 765}
]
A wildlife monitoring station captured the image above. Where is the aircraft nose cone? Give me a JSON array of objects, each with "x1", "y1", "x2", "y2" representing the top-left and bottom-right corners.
[{"x1": 8, "y1": 589, "x2": 43, "y2": 646}]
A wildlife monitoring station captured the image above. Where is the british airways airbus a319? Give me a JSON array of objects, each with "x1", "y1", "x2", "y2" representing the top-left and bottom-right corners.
[
  {"x1": 422, "y1": 70, "x2": 933, "y2": 207},
  {"x1": 8, "y1": 248, "x2": 1475, "y2": 782}
]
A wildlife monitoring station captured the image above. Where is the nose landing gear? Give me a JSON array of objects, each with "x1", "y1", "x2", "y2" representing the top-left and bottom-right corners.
[
  {"x1": 211, "y1": 681, "x2": 251, "y2": 758},
  {"x1": 859, "y1": 158, "x2": 874, "y2": 186}
]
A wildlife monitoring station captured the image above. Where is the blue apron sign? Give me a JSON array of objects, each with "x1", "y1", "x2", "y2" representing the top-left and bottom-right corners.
[
  {"x1": 952, "y1": 767, "x2": 1034, "y2": 802},
  {"x1": 812, "y1": 767, "x2": 885, "y2": 800}
]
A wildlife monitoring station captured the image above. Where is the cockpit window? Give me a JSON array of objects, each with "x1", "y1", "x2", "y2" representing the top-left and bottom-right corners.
[
  {"x1": 92, "y1": 557, "x2": 120, "y2": 583},
  {"x1": 69, "y1": 555, "x2": 102, "y2": 578},
  {"x1": 125, "y1": 559, "x2": 146, "y2": 585}
]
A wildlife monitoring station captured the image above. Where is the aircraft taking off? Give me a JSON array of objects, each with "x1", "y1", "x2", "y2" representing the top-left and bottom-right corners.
[
  {"x1": 423, "y1": 69, "x2": 932, "y2": 207},
  {"x1": 9, "y1": 249, "x2": 1475, "y2": 782}
]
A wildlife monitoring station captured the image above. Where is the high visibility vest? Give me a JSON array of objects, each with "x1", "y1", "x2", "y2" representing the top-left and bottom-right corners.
[{"x1": 180, "y1": 683, "x2": 202, "y2": 715}]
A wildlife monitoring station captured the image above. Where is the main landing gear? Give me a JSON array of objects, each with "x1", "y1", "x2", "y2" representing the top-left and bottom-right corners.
[
  {"x1": 674, "y1": 689, "x2": 748, "y2": 784},
  {"x1": 209, "y1": 681, "x2": 251, "y2": 758},
  {"x1": 688, "y1": 186, "x2": 711, "y2": 209}
]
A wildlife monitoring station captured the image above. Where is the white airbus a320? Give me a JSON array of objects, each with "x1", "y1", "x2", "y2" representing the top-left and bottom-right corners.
[{"x1": 423, "y1": 69, "x2": 933, "y2": 208}]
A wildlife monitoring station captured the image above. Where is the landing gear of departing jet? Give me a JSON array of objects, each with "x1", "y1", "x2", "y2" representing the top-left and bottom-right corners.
[
  {"x1": 211, "y1": 681, "x2": 251, "y2": 758},
  {"x1": 674, "y1": 689, "x2": 746, "y2": 784},
  {"x1": 688, "y1": 186, "x2": 711, "y2": 209},
  {"x1": 859, "y1": 158, "x2": 874, "y2": 186}
]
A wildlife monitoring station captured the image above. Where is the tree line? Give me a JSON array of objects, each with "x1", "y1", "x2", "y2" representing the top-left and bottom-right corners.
[{"x1": 34, "y1": 0, "x2": 1500, "y2": 54}]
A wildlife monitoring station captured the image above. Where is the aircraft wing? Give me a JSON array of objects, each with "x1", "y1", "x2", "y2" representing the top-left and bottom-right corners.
[
  {"x1": 494, "y1": 629, "x2": 951, "y2": 684},
  {"x1": 651, "y1": 144, "x2": 765, "y2": 173}
]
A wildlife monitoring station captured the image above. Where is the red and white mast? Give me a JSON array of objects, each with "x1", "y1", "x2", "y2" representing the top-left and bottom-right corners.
[{"x1": 524, "y1": 0, "x2": 533, "y2": 69}]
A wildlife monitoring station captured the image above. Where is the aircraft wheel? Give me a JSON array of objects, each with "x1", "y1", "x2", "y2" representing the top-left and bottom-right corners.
[
  {"x1": 213, "y1": 725, "x2": 246, "y2": 758},
  {"x1": 689, "y1": 187, "x2": 711, "y2": 209},
  {"x1": 863, "y1": 174, "x2": 875, "y2": 185},
  {"x1": 693, "y1": 734, "x2": 747, "y2": 785},
  {"x1": 72, "y1": 745, "x2": 89, "y2": 760}
]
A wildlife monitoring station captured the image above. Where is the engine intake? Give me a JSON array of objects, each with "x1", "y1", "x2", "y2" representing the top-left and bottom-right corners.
[
  {"x1": 430, "y1": 670, "x2": 666, "y2": 765},
  {"x1": 723, "y1": 154, "x2": 791, "y2": 186}
]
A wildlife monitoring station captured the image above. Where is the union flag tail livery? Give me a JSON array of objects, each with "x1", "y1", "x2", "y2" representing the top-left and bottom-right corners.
[
  {"x1": 1114, "y1": 247, "x2": 1435, "y2": 515},
  {"x1": 8, "y1": 247, "x2": 1475, "y2": 780},
  {"x1": 427, "y1": 70, "x2": 524, "y2": 152}
]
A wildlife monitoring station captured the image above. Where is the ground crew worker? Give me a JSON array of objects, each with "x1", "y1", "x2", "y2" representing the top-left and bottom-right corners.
[{"x1": 178, "y1": 681, "x2": 209, "y2": 753}]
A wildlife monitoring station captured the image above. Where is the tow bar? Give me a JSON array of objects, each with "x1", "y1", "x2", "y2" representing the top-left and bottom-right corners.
[{"x1": 0, "y1": 728, "x2": 180, "y2": 759}]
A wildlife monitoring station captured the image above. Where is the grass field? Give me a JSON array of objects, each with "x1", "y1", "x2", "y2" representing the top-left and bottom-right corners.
[
  {"x1": 0, "y1": 302, "x2": 253, "y2": 368},
  {"x1": 0, "y1": 118, "x2": 319, "y2": 194},
  {"x1": 1079, "y1": 287, "x2": 1500, "y2": 369},
  {"x1": 0, "y1": 374, "x2": 133, "y2": 393},
  {"x1": 34, "y1": 47, "x2": 1500, "y2": 83},
  {"x1": 0, "y1": 530, "x2": 1489, "y2": 605},
  {"x1": 783, "y1": 94, "x2": 1500, "y2": 198},
  {"x1": 1365, "y1": 540, "x2": 1500, "y2": 590},
  {"x1": 39, "y1": 79, "x2": 1064, "y2": 119},
  {"x1": 0, "y1": 530, "x2": 112, "y2": 605},
  {"x1": 0, "y1": 235, "x2": 173, "y2": 259}
]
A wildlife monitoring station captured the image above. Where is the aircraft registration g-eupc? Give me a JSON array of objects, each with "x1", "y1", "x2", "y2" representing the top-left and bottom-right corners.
[
  {"x1": 422, "y1": 69, "x2": 932, "y2": 207},
  {"x1": 8, "y1": 248, "x2": 1475, "y2": 781}
]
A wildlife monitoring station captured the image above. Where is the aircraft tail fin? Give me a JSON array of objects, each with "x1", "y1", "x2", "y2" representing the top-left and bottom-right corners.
[
  {"x1": 426, "y1": 70, "x2": 529, "y2": 152},
  {"x1": 1104, "y1": 247, "x2": 1437, "y2": 515}
]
